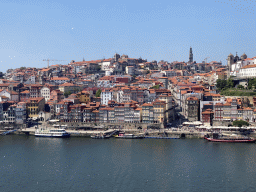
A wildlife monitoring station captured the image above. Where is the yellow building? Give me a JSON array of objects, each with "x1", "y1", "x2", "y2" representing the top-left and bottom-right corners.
[
  {"x1": 77, "y1": 91, "x2": 91, "y2": 103},
  {"x1": 158, "y1": 93, "x2": 174, "y2": 122},
  {"x1": 152, "y1": 100, "x2": 166, "y2": 123},
  {"x1": 27, "y1": 97, "x2": 45, "y2": 118}
]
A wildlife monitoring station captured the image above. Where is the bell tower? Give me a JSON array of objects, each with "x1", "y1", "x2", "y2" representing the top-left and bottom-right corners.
[
  {"x1": 227, "y1": 53, "x2": 234, "y2": 71},
  {"x1": 189, "y1": 47, "x2": 193, "y2": 63},
  {"x1": 227, "y1": 53, "x2": 235, "y2": 78}
]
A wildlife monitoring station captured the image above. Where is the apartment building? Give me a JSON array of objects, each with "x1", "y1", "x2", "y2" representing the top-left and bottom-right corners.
[
  {"x1": 141, "y1": 103, "x2": 154, "y2": 123},
  {"x1": 152, "y1": 100, "x2": 166, "y2": 123},
  {"x1": 15, "y1": 102, "x2": 27, "y2": 124},
  {"x1": 101, "y1": 88, "x2": 113, "y2": 105},
  {"x1": 27, "y1": 97, "x2": 45, "y2": 119}
]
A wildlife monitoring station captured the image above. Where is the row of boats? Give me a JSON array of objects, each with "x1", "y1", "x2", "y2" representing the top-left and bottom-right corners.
[
  {"x1": 91, "y1": 133, "x2": 145, "y2": 139},
  {"x1": 34, "y1": 128, "x2": 180, "y2": 139},
  {"x1": 204, "y1": 133, "x2": 256, "y2": 143},
  {"x1": 33, "y1": 127, "x2": 256, "y2": 143}
]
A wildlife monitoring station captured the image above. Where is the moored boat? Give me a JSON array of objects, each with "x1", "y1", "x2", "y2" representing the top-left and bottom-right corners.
[
  {"x1": 91, "y1": 133, "x2": 110, "y2": 139},
  {"x1": 144, "y1": 136, "x2": 180, "y2": 139},
  {"x1": 204, "y1": 133, "x2": 256, "y2": 143},
  {"x1": 35, "y1": 127, "x2": 70, "y2": 138},
  {"x1": 115, "y1": 133, "x2": 144, "y2": 139}
]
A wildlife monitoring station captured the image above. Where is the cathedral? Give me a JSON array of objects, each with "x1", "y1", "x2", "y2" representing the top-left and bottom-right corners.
[
  {"x1": 227, "y1": 52, "x2": 247, "y2": 71},
  {"x1": 227, "y1": 52, "x2": 251, "y2": 77}
]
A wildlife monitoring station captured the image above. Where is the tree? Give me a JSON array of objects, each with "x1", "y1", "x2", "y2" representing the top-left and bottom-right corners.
[
  {"x1": 96, "y1": 65, "x2": 101, "y2": 71},
  {"x1": 0, "y1": 72, "x2": 4, "y2": 79},
  {"x1": 64, "y1": 91, "x2": 72, "y2": 98},
  {"x1": 233, "y1": 120, "x2": 249, "y2": 127},
  {"x1": 74, "y1": 87, "x2": 82, "y2": 93},
  {"x1": 216, "y1": 79, "x2": 227, "y2": 90},
  {"x1": 237, "y1": 85, "x2": 244, "y2": 89},
  {"x1": 247, "y1": 78, "x2": 256, "y2": 90},
  {"x1": 150, "y1": 84, "x2": 160, "y2": 89},
  {"x1": 95, "y1": 89, "x2": 101, "y2": 97},
  {"x1": 227, "y1": 78, "x2": 234, "y2": 88}
]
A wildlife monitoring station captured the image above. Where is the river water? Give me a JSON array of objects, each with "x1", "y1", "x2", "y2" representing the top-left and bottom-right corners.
[{"x1": 1, "y1": 135, "x2": 256, "y2": 192}]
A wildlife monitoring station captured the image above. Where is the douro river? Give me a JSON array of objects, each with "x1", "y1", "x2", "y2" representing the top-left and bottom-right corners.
[{"x1": 1, "y1": 135, "x2": 256, "y2": 192}]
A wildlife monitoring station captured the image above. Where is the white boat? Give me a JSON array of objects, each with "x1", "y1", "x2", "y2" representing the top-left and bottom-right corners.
[
  {"x1": 35, "y1": 127, "x2": 70, "y2": 138},
  {"x1": 91, "y1": 133, "x2": 110, "y2": 139},
  {"x1": 115, "y1": 133, "x2": 144, "y2": 139}
]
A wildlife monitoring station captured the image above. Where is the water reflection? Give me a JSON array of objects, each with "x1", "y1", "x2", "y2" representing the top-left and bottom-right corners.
[{"x1": 1, "y1": 136, "x2": 256, "y2": 192}]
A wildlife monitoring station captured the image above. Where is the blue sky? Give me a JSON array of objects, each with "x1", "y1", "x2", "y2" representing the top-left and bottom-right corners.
[{"x1": 0, "y1": 0, "x2": 255, "y2": 72}]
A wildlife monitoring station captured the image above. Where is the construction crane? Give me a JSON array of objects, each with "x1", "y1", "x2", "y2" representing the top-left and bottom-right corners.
[
  {"x1": 204, "y1": 57, "x2": 210, "y2": 64},
  {"x1": 43, "y1": 59, "x2": 66, "y2": 68}
]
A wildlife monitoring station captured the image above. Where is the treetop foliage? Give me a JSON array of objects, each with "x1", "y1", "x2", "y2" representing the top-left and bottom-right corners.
[
  {"x1": 95, "y1": 89, "x2": 102, "y2": 97},
  {"x1": 233, "y1": 120, "x2": 249, "y2": 127}
]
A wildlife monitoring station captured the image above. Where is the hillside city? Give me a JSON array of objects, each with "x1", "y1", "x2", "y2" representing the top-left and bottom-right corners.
[{"x1": 1, "y1": 48, "x2": 256, "y2": 130}]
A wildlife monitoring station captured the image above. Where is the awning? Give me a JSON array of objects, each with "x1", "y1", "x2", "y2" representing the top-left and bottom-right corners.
[
  {"x1": 48, "y1": 119, "x2": 60, "y2": 122},
  {"x1": 183, "y1": 121, "x2": 203, "y2": 125}
]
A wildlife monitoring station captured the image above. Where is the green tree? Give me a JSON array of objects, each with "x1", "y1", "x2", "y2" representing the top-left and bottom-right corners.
[
  {"x1": 95, "y1": 89, "x2": 101, "y2": 97},
  {"x1": 96, "y1": 65, "x2": 101, "y2": 71},
  {"x1": 216, "y1": 79, "x2": 227, "y2": 90},
  {"x1": 64, "y1": 91, "x2": 72, "y2": 98},
  {"x1": 74, "y1": 87, "x2": 82, "y2": 93},
  {"x1": 150, "y1": 84, "x2": 160, "y2": 89},
  {"x1": 247, "y1": 78, "x2": 256, "y2": 90},
  {"x1": 233, "y1": 120, "x2": 249, "y2": 127},
  {"x1": 248, "y1": 78, "x2": 253, "y2": 90},
  {"x1": 227, "y1": 78, "x2": 234, "y2": 88},
  {"x1": 0, "y1": 72, "x2": 4, "y2": 79},
  {"x1": 237, "y1": 85, "x2": 244, "y2": 89}
]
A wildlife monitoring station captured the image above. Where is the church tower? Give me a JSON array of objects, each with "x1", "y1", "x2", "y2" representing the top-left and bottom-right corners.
[
  {"x1": 227, "y1": 53, "x2": 234, "y2": 71},
  {"x1": 241, "y1": 53, "x2": 247, "y2": 60},
  {"x1": 189, "y1": 47, "x2": 193, "y2": 63},
  {"x1": 227, "y1": 53, "x2": 235, "y2": 78},
  {"x1": 114, "y1": 53, "x2": 120, "y2": 62},
  {"x1": 234, "y1": 52, "x2": 240, "y2": 63}
]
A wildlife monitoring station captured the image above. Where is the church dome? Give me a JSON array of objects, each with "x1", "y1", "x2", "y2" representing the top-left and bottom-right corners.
[
  {"x1": 241, "y1": 53, "x2": 247, "y2": 60},
  {"x1": 228, "y1": 53, "x2": 234, "y2": 57}
]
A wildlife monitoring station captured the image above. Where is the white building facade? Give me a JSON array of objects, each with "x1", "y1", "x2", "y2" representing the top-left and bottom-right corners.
[
  {"x1": 101, "y1": 89, "x2": 113, "y2": 105},
  {"x1": 40, "y1": 87, "x2": 51, "y2": 102}
]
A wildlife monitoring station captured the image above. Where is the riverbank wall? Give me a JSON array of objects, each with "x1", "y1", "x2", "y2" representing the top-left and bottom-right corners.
[
  {"x1": 3, "y1": 122, "x2": 256, "y2": 139},
  {"x1": 7, "y1": 128, "x2": 220, "y2": 139}
]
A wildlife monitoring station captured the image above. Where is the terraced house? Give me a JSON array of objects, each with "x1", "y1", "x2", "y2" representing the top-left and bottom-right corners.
[
  {"x1": 27, "y1": 97, "x2": 45, "y2": 119},
  {"x1": 142, "y1": 103, "x2": 154, "y2": 123},
  {"x1": 152, "y1": 100, "x2": 166, "y2": 123}
]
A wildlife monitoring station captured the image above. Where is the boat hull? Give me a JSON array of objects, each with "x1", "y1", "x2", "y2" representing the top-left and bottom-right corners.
[
  {"x1": 204, "y1": 137, "x2": 256, "y2": 143},
  {"x1": 35, "y1": 133, "x2": 70, "y2": 138},
  {"x1": 91, "y1": 135, "x2": 110, "y2": 139},
  {"x1": 115, "y1": 136, "x2": 144, "y2": 139},
  {"x1": 145, "y1": 136, "x2": 180, "y2": 139}
]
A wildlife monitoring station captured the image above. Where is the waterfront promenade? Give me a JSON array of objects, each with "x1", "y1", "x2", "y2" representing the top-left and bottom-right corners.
[
  {"x1": 2, "y1": 122, "x2": 256, "y2": 139},
  {"x1": 16, "y1": 126, "x2": 247, "y2": 139},
  {"x1": 6, "y1": 125, "x2": 206, "y2": 138}
]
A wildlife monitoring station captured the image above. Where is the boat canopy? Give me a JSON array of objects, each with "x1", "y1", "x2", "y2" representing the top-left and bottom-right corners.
[
  {"x1": 196, "y1": 126, "x2": 256, "y2": 130},
  {"x1": 183, "y1": 121, "x2": 203, "y2": 126},
  {"x1": 49, "y1": 119, "x2": 60, "y2": 122}
]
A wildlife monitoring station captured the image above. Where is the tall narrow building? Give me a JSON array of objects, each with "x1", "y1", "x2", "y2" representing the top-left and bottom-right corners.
[{"x1": 189, "y1": 47, "x2": 193, "y2": 63}]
